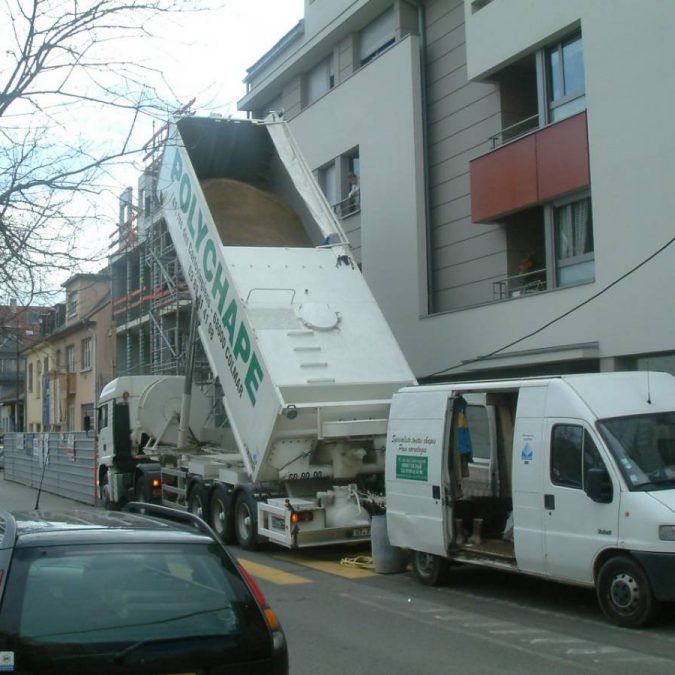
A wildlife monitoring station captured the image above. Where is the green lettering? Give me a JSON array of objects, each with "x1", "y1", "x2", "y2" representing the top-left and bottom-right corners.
[
  {"x1": 245, "y1": 353, "x2": 264, "y2": 406},
  {"x1": 233, "y1": 325, "x2": 251, "y2": 363},
  {"x1": 203, "y1": 239, "x2": 217, "y2": 282},
  {"x1": 195, "y1": 211, "x2": 209, "y2": 253},
  {"x1": 222, "y1": 300, "x2": 238, "y2": 344},
  {"x1": 186, "y1": 195, "x2": 197, "y2": 239},
  {"x1": 171, "y1": 151, "x2": 183, "y2": 182},
  {"x1": 211, "y1": 262, "x2": 229, "y2": 314},
  {"x1": 179, "y1": 175, "x2": 191, "y2": 214}
]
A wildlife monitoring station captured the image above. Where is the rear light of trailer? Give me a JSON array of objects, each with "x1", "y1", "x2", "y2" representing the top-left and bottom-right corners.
[
  {"x1": 290, "y1": 510, "x2": 313, "y2": 524},
  {"x1": 151, "y1": 478, "x2": 161, "y2": 489}
]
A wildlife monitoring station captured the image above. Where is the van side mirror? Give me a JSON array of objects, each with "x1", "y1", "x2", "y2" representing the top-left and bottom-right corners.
[{"x1": 585, "y1": 467, "x2": 613, "y2": 503}]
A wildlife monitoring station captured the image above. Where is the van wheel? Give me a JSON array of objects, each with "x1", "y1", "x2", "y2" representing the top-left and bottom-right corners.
[
  {"x1": 596, "y1": 556, "x2": 660, "y2": 627},
  {"x1": 234, "y1": 491, "x2": 260, "y2": 550},
  {"x1": 210, "y1": 485, "x2": 236, "y2": 544},
  {"x1": 412, "y1": 550, "x2": 448, "y2": 586}
]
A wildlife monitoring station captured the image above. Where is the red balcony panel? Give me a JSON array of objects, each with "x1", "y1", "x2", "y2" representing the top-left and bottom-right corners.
[
  {"x1": 470, "y1": 134, "x2": 538, "y2": 223},
  {"x1": 537, "y1": 112, "x2": 589, "y2": 201},
  {"x1": 470, "y1": 112, "x2": 589, "y2": 223}
]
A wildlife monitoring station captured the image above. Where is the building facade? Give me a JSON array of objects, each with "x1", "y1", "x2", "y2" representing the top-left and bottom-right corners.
[
  {"x1": 0, "y1": 301, "x2": 48, "y2": 434},
  {"x1": 238, "y1": 0, "x2": 675, "y2": 381},
  {"x1": 23, "y1": 274, "x2": 113, "y2": 432}
]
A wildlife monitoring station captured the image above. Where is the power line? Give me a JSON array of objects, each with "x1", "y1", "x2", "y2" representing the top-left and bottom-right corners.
[{"x1": 426, "y1": 233, "x2": 675, "y2": 379}]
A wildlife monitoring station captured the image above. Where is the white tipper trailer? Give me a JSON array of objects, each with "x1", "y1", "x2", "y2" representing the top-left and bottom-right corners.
[{"x1": 97, "y1": 115, "x2": 416, "y2": 549}]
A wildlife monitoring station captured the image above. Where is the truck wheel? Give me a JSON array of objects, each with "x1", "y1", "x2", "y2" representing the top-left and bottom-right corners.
[
  {"x1": 135, "y1": 475, "x2": 151, "y2": 503},
  {"x1": 596, "y1": 556, "x2": 660, "y2": 627},
  {"x1": 188, "y1": 483, "x2": 208, "y2": 521},
  {"x1": 412, "y1": 550, "x2": 448, "y2": 586},
  {"x1": 209, "y1": 485, "x2": 236, "y2": 544},
  {"x1": 99, "y1": 474, "x2": 116, "y2": 510},
  {"x1": 234, "y1": 491, "x2": 260, "y2": 550}
]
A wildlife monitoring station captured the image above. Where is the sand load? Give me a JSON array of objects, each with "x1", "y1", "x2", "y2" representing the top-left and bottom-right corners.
[{"x1": 200, "y1": 178, "x2": 313, "y2": 247}]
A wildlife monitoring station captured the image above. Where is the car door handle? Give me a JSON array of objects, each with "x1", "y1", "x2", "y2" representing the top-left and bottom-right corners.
[
  {"x1": 544, "y1": 493, "x2": 555, "y2": 510},
  {"x1": 432, "y1": 485, "x2": 441, "y2": 500}
]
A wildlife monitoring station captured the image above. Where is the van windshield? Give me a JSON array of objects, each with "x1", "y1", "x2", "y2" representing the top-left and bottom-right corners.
[{"x1": 598, "y1": 412, "x2": 675, "y2": 490}]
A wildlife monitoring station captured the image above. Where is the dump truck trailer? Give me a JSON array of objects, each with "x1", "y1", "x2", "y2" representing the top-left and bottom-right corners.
[{"x1": 97, "y1": 115, "x2": 416, "y2": 549}]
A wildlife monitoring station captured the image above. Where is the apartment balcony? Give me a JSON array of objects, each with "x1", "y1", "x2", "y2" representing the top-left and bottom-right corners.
[{"x1": 470, "y1": 112, "x2": 589, "y2": 224}]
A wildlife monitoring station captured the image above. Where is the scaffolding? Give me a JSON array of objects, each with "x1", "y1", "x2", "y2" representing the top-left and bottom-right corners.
[{"x1": 110, "y1": 114, "x2": 207, "y2": 380}]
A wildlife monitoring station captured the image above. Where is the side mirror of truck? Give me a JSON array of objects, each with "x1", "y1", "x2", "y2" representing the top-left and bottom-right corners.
[{"x1": 585, "y1": 467, "x2": 613, "y2": 503}]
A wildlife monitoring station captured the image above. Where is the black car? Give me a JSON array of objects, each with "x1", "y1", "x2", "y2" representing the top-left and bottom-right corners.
[{"x1": 0, "y1": 503, "x2": 288, "y2": 674}]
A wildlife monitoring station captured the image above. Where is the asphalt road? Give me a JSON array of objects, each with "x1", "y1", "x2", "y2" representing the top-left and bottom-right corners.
[{"x1": 2, "y1": 474, "x2": 674, "y2": 674}]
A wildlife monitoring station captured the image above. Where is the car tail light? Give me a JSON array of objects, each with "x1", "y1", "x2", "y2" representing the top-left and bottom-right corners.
[
  {"x1": 238, "y1": 564, "x2": 283, "y2": 638},
  {"x1": 151, "y1": 478, "x2": 161, "y2": 489}
]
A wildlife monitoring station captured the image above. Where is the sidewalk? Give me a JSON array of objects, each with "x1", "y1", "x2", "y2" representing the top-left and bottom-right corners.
[{"x1": 0, "y1": 471, "x2": 95, "y2": 511}]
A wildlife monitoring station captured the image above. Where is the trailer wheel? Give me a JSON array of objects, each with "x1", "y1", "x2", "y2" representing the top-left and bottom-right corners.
[
  {"x1": 188, "y1": 483, "x2": 208, "y2": 521},
  {"x1": 596, "y1": 556, "x2": 660, "y2": 628},
  {"x1": 209, "y1": 485, "x2": 236, "y2": 544},
  {"x1": 234, "y1": 491, "x2": 260, "y2": 550},
  {"x1": 412, "y1": 550, "x2": 448, "y2": 586}
]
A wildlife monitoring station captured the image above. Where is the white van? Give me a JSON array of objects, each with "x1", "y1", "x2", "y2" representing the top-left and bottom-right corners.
[{"x1": 385, "y1": 372, "x2": 675, "y2": 627}]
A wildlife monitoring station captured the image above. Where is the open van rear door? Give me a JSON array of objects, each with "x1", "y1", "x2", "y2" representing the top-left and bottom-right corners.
[{"x1": 386, "y1": 389, "x2": 450, "y2": 556}]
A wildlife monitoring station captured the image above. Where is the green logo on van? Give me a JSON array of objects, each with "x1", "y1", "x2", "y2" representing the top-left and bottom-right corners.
[{"x1": 396, "y1": 455, "x2": 428, "y2": 481}]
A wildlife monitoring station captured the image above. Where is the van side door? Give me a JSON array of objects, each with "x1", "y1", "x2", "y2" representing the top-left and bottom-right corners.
[{"x1": 543, "y1": 421, "x2": 619, "y2": 583}]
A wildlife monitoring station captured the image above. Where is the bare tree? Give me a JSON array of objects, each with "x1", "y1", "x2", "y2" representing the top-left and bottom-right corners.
[{"x1": 0, "y1": 0, "x2": 208, "y2": 303}]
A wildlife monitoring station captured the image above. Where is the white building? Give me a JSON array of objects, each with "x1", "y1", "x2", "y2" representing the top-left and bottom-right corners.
[{"x1": 238, "y1": 0, "x2": 675, "y2": 381}]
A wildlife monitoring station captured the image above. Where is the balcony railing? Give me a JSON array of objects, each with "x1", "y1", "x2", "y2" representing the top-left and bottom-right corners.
[
  {"x1": 488, "y1": 113, "x2": 540, "y2": 149},
  {"x1": 492, "y1": 268, "x2": 547, "y2": 300},
  {"x1": 333, "y1": 192, "x2": 360, "y2": 220}
]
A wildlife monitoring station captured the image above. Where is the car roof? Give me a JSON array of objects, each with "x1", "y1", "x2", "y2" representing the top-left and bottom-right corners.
[{"x1": 0, "y1": 509, "x2": 214, "y2": 548}]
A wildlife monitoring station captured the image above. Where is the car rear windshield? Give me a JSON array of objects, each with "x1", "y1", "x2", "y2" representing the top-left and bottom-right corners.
[{"x1": 0, "y1": 541, "x2": 272, "y2": 669}]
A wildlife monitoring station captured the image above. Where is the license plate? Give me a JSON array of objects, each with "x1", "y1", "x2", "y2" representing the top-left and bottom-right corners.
[{"x1": 353, "y1": 527, "x2": 370, "y2": 537}]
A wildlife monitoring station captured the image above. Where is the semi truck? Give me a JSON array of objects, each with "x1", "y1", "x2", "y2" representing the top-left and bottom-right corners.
[
  {"x1": 96, "y1": 114, "x2": 416, "y2": 549},
  {"x1": 385, "y1": 372, "x2": 675, "y2": 627}
]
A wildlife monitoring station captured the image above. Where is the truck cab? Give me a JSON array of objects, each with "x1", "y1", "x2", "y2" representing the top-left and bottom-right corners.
[{"x1": 385, "y1": 371, "x2": 675, "y2": 627}]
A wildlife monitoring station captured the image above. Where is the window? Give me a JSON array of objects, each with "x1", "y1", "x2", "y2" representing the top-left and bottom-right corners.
[
  {"x1": 554, "y1": 196, "x2": 594, "y2": 286},
  {"x1": 359, "y1": 7, "x2": 395, "y2": 65},
  {"x1": 82, "y1": 404, "x2": 94, "y2": 430},
  {"x1": 67, "y1": 291, "x2": 78, "y2": 318},
  {"x1": 465, "y1": 405, "x2": 491, "y2": 461},
  {"x1": 81, "y1": 338, "x2": 92, "y2": 371},
  {"x1": 551, "y1": 424, "x2": 606, "y2": 490},
  {"x1": 36, "y1": 361, "x2": 42, "y2": 399},
  {"x1": 56, "y1": 349, "x2": 61, "y2": 371},
  {"x1": 319, "y1": 162, "x2": 337, "y2": 207},
  {"x1": 28, "y1": 362, "x2": 33, "y2": 393},
  {"x1": 305, "y1": 56, "x2": 334, "y2": 106},
  {"x1": 66, "y1": 345, "x2": 75, "y2": 373},
  {"x1": 548, "y1": 33, "x2": 585, "y2": 122}
]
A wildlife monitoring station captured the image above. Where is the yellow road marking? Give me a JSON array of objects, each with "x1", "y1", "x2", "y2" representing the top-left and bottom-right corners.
[
  {"x1": 274, "y1": 554, "x2": 377, "y2": 579},
  {"x1": 238, "y1": 558, "x2": 312, "y2": 585}
]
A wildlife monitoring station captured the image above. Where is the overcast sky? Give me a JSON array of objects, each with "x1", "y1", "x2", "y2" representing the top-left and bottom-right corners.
[{"x1": 148, "y1": 1, "x2": 304, "y2": 118}]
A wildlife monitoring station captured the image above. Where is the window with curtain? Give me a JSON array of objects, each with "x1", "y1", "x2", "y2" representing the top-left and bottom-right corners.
[{"x1": 554, "y1": 196, "x2": 594, "y2": 286}]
